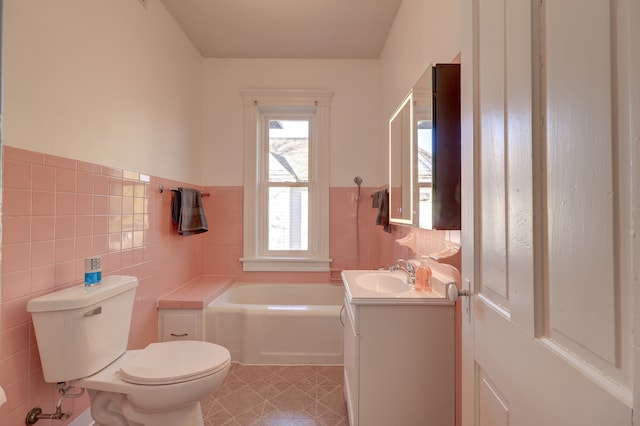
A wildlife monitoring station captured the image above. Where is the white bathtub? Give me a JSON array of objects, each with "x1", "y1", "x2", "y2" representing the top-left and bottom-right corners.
[{"x1": 206, "y1": 282, "x2": 345, "y2": 364}]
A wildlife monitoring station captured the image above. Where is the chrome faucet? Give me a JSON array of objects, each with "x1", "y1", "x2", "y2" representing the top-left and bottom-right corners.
[{"x1": 389, "y1": 259, "x2": 416, "y2": 284}]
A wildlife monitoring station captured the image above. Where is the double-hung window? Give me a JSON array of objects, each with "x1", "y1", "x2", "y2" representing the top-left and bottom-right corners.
[{"x1": 241, "y1": 89, "x2": 332, "y2": 271}]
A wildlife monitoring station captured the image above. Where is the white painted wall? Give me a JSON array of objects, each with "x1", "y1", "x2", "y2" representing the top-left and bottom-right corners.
[
  {"x1": 200, "y1": 0, "x2": 461, "y2": 189},
  {"x1": 2, "y1": 0, "x2": 203, "y2": 183},
  {"x1": 379, "y1": 0, "x2": 461, "y2": 119},
  {"x1": 201, "y1": 58, "x2": 382, "y2": 186}
]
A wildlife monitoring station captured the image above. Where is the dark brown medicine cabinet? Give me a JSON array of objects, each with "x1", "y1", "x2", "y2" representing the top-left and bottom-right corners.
[{"x1": 389, "y1": 63, "x2": 461, "y2": 230}]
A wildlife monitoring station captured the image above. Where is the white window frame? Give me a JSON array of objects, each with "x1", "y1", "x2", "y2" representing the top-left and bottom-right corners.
[{"x1": 240, "y1": 89, "x2": 332, "y2": 272}]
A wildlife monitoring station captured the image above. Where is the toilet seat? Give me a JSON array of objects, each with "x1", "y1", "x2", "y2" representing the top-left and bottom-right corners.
[{"x1": 119, "y1": 341, "x2": 230, "y2": 385}]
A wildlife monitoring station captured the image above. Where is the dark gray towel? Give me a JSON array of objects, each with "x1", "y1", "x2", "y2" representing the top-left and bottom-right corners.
[
  {"x1": 372, "y1": 189, "x2": 391, "y2": 233},
  {"x1": 171, "y1": 188, "x2": 209, "y2": 236}
]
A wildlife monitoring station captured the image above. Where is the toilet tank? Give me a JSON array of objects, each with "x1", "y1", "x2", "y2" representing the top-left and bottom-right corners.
[{"x1": 27, "y1": 275, "x2": 138, "y2": 383}]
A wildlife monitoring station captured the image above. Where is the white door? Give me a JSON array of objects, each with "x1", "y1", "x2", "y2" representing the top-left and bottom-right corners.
[{"x1": 460, "y1": 0, "x2": 640, "y2": 425}]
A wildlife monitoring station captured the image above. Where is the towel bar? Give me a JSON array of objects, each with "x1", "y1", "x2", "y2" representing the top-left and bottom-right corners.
[
  {"x1": 370, "y1": 189, "x2": 388, "y2": 197},
  {"x1": 158, "y1": 184, "x2": 210, "y2": 197}
]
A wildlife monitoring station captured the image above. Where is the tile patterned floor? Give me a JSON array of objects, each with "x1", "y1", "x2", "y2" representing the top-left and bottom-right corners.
[{"x1": 201, "y1": 363, "x2": 349, "y2": 425}]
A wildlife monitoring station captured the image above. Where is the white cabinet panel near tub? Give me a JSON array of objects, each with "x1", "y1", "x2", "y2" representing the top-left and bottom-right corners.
[
  {"x1": 342, "y1": 299, "x2": 454, "y2": 426},
  {"x1": 158, "y1": 309, "x2": 205, "y2": 342}
]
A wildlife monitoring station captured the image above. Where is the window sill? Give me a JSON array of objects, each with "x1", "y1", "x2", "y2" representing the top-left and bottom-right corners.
[{"x1": 240, "y1": 257, "x2": 332, "y2": 272}]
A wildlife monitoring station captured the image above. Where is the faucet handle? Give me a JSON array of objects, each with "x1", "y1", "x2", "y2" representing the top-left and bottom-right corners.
[
  {"x1": 396, "y1": 259, "x2": 416, "y2": 273},
  {"x1": 390, "y1": 258, "x2": 404, "y2": 271}
]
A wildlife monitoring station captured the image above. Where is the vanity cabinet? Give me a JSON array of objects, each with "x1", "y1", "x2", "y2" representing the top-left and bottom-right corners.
[
  {"x1": 342, "y1": 297, "x2": 454, "y2": 426},
  {"x1": 158, "y1": 309, "x2": 205, "y2": 342}
]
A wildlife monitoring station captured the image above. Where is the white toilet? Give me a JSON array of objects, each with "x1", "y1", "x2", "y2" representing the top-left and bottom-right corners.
[{"x1": 27, "y1": 275, "x2": 231, "y2": 426}]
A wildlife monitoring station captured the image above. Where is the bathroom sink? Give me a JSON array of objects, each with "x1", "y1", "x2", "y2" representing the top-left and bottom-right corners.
[
  {"x1": 341, "y1": 270, "x2": 453, "y2": 305},
  {"x1": 353, "y1": 272, "x2": 412, "y2": 294}
]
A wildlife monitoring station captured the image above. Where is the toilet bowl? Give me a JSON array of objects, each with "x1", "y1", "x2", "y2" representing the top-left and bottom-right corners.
[
  {"x1": 76, "y1": 341, "x2": 230, "y2": 426},
  {"x1": 26, "y1": 275, "x2": 231, "y2": 426}
]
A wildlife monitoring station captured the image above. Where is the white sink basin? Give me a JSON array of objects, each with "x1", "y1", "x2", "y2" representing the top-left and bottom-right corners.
[
  {"x1": 354, "y1": 272, "x2": 412, "y2": 294},
  {"x1": 341, "y1": 270, "x2": 452, "y2": 305}
]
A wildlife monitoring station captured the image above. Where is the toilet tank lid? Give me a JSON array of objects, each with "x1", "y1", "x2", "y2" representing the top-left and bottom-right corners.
[{"x1": 27, "y1": 275, "x2": 139, "y2": 313}]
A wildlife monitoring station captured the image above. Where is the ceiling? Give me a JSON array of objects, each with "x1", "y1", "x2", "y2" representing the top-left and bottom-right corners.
[{"x1": 159, "y1": 0, "x2": 404, "y2": 59}]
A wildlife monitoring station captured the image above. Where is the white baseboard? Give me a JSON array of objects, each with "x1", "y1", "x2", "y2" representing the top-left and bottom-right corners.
[{"x1": 69, "y1": 407, "x2": 94, "y2": 426}]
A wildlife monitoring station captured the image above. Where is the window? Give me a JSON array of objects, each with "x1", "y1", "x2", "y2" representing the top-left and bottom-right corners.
[
  {"x1": 266, "y1": 117, "x2": 309, "y2": 251},
  {"x1": 241, "y1": 89, "x2": 332, "y2": 271}
]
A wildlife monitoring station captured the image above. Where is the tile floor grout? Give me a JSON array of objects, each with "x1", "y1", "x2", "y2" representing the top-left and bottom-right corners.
[{"x1": 200, "y1": 363, "x2": 349, "y2": 425}]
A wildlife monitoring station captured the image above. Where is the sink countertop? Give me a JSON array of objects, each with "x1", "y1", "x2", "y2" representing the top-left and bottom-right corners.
[{"x1": 341, "y1": 269, "x2": 455, "y2": 306}]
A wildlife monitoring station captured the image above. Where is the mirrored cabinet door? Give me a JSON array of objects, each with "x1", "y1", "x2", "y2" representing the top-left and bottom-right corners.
[
  {"x1": 412, "y1": 67, "x2": 434, "y2": 229},
  {"x1": 389, "y1": 93, "x2": 414, "y2": 225}
]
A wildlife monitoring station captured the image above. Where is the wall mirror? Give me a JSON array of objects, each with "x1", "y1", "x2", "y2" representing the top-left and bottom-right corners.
[{"x1": 389, "y1": 92, "x2": 413, "y2": 225}]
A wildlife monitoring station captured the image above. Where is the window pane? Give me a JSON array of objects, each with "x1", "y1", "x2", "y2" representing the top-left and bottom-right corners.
[
  {"x1": 268, "y1": 120, "x2": 309, "y2": 183},
  {"x1": 419, "y1": 187, "x2": 433, "y2": 229},
  {"x1": 417, "y1": 121, "x2": 432, "y2": 184},
  {"x1": 268, "y1": 187, "x2": 308, "y2": 251}
]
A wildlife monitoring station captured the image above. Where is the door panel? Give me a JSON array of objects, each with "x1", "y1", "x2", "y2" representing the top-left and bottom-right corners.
[
  {"x1": 475, "y1": 300, "x2": 630, "y2": 425},
  {"x1": 478, "y1": 0, "x2": 508, "y2": 302},
  {"x1": 478, "y1": 369, "x2": 509, "y2": 426},
  {"x1": 462, "y1": 0, "x2": 635, "y2": 424},
  {"x1": 544, "y1": 0, "x2": 618, "y2": 367}
]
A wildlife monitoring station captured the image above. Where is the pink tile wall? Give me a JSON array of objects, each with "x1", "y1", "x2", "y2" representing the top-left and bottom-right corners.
[
  {"x1": 0, "y1": 147, "x2": 459, "y2": 424},
  {"x1": 0, "y1": 147, "x2": 206, "y2": 424},
  {"x1": 201, "y1": 186, "x2": 389, "y2": 283},
  {"x1": 201, "y1": 185, "x2": 460, "y2": 280}
]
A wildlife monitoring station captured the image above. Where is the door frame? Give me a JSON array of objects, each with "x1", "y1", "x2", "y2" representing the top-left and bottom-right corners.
[{"x1": 631, "y1": 0, "x2": 640, "y2": 421}]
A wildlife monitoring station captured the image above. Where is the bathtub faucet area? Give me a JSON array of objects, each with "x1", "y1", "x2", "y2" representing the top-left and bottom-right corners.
[{"x1": 389, "y1": 259, "x2": 416, "y2": 284}]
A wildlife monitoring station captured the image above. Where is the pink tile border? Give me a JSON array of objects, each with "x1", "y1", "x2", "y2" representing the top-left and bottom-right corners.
[
  {"x1": 45, "y1": 154, "x2": 76, "y2": 170},
  {"x1": 3, "y1": 146, "x2": 45, "y2": 164}
]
